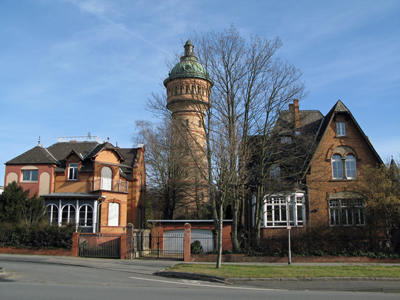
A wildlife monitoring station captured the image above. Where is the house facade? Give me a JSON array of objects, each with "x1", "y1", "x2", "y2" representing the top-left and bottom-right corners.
[
  {"x1": 250, "y1": 100, "x2": 382, "y2": 237},
  {"x1": 4, "y1": 135, "x2": 146, "y2": 233}
]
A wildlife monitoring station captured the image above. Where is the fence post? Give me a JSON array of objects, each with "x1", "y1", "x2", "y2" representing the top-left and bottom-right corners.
[
  {"x1": 184, "y1": 223, "x2": 191, "y2": 262},
  {"x1": 120, "y1": 233, "x2": 127, "y2": 259}
]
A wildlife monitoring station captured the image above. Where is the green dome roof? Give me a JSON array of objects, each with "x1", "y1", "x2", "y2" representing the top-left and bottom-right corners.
[{"x1": 164, "y1": 40, "x2": 213, "y2": 86}]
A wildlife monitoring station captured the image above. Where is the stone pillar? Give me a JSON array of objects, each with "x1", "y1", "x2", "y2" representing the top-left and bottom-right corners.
[
  {"x1": 126, "y1": 223, "x2": 134, "y2": 259},
  {"x1": 72, "y1": 232, "x2": 79, "y2": 257},
  {"x1": 183, "y1": 223, "x2": 191, "y2": 262},
  {"x1": 120, "y1": 233, "x2": 127, "y2": 259}
]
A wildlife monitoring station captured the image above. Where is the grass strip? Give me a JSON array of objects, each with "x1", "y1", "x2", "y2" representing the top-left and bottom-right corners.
[{"x1": 166, "y1": 264, "x2": 400, "y2": 278}]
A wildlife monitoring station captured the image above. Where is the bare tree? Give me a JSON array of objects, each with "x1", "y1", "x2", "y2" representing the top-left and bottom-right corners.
[
  {"x1": 134, "y1": 119, "x2": 209, "y2": 219},
  {"x1": 192, "y1": 25, "x2": 307, "y2": 251},
  {"x1": 144, "y1": 25, "x2": 307, "y2": 267}
]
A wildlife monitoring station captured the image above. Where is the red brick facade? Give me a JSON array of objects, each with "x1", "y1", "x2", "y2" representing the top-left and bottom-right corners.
[{"x1": 259, "y1": 100, "x2": 382, "y2": 237}]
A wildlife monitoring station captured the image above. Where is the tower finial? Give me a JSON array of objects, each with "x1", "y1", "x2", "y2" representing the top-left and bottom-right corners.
[{"x1": 38, "y1": 136, "x2": 42, "y2": 147}]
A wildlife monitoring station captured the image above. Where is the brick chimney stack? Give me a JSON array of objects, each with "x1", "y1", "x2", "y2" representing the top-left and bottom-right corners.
[{"x1": 290, "y1": 99, "x2": 300, "y2": 130}]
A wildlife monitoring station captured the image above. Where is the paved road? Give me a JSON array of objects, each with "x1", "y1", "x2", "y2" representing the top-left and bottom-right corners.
[{"x1": 1, "y1": 254, "x2": 400, "y2": 300}]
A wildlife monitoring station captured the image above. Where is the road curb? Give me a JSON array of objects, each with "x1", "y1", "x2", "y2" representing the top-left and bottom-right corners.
[
  {"x1": 227, "y1": 277, "x2": 400, "y2": 282},
  {"x1": 156, "y1": 271, "x2": 229, "y2": 284},
  {"x1": 157, "y1": 271, "x2": 400, "y2": 283}
]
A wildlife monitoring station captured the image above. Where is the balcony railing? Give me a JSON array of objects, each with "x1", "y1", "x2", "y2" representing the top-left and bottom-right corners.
[{"x1": 91, "y1": 179, "x2": 129, "y2": 193}]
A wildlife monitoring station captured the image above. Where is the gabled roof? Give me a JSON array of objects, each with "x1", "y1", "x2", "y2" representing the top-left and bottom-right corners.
[
  {"x1": 6, "y1": 145, "x2": 59, "y2": 165},
  {"x1": 117, "y1": 148, "x2": 139, "y2": 180},
  {"x1": 7, "y1": 140, "x2": 141, "y2": 180},
  {"x1": 85, "y1": 142, "x2": 125, "y2": 161},
  {"x1": 47, "y1": 141, "x2": 99, "y2": 161},
  {"x1": 302, "y1": 100, "x2": 383, "y2": 179}
]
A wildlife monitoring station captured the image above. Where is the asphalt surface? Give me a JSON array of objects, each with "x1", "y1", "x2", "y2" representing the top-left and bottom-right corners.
[{"x1": 1, "y1": 254, "x2": 400, "y2": 293}]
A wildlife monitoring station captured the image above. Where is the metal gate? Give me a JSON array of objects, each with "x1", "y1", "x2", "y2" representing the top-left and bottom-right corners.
[
  {"x1": 78, "y1": 234, "x2": 121, "y2": 258},
  {"x1": 136, "y1": 233, "x2": 183, "y2": 260}
]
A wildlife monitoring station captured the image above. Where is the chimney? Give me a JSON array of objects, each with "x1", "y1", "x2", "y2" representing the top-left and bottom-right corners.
[{"x1": 294, "y1": 99, "x2": 300, "y2": 130}]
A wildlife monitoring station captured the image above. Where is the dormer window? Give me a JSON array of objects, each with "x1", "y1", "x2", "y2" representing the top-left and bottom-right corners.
[
  {"x1": 68, "y1": 163, "x2": 78, "y2": 180},
  {"x1": 337, "y1": 122, "x2": 346, "y2": 136},
  {"x1": 281, "y1": 136, "x2": 292, "y2": 143}
]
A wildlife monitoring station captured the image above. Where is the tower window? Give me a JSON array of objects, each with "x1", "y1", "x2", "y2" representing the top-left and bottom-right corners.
[
  {"x1": 198, "y1": 120, "x2": 201, "y2": 127},
  {"x1": 186, "y1": 86, "x2": 189, "y2": 93},
  {"x1": 180, "y1": 85, "x2": 183, "y2": 94},
  {"x1": 174, "y1": 86, "x2": 178, "y2": 95},
  {"x1": 197, "y1": 86, "x2": 201, "y2": 94},
  {"x1": 186, "y1": 119, "x2": 189, "y2": 126},
  {"x1": 191, "y1": 86, "x2": 194, "y2": 94}
]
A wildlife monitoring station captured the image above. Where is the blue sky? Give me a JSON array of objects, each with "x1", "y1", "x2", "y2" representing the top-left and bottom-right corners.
[{"x1": 1, "y1": 0, "x2": 399, "y2": 185}]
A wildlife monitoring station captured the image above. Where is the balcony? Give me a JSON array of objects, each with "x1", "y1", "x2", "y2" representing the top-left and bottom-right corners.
[{"x1": 91, "y1": 179, "x2": 129, "y2": 193}]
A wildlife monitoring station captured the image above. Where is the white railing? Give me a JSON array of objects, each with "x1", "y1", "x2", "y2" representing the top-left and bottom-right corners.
[
  {"x1": 57, "y1": 135, "x2": 104, "y2": 143},
  {"x1": 92, "y1": 179, "x2": 129, "y2": 193}
]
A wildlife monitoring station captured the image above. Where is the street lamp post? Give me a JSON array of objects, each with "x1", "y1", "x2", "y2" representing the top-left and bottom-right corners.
[{"x1": 286, "y1": 196, "x2": 292, "y2": 265}]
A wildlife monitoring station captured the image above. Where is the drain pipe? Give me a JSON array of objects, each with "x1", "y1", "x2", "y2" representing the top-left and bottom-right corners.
[{"x1": 96, "y1": 196, "x2": 107, "y2": 233}]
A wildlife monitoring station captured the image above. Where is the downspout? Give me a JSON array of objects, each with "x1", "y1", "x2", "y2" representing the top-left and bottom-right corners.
[{"x1": 96, "y1": 196, "x2": 107, "y2": 233}]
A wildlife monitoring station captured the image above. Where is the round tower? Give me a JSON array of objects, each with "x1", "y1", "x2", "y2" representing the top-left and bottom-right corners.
[{"x1": 163, "y1": 40, "x2": 213, "y2": 218}]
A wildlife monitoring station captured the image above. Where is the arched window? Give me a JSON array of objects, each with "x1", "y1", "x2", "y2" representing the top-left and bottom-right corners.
[
  {"x1": 186, "y1": 85, "x2": 189, "y2": 93},
  {"x1": 180, "y1": 85, "x2": 183, "y2": 94},
  {"x1": 174, "y1": 86, "x2": 177, "y2": 95},
  {"x1": 46, "y1": 204, "x2": 58, "y2": 225},
  {"x1": 101, "y1": 167, "x2": 112, "y2": 190},
  {"x1": 79, "y1": 205, "x2": 93, "y2": 227},
  {"x1": 197, "y1": 86, "x2": 200, "y2": 94},
  {"x1": 332, "y1": 155, "x2": 343, "y2": 179},
  {"x1": 345, "y1": 155, "x2": 357, "y2": 179},
  {"x1": 108, "y1": 203, "x2": 120, "y2": 226},
  {"x1": 332, "y1": 153, "x2": 357, "y2": 180},
  {"x1": 61, "y1": 204, "x2": 76, "y2": 225}
]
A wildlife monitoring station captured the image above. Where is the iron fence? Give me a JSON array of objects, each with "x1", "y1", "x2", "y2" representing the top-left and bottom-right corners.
[{"x1": 136, "y1": 234, "x2": 184, "y2": 260}]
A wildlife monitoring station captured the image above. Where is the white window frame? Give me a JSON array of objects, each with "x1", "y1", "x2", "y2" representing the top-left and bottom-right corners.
[
  {"x1": 332, "y1": 155, "x2": 343, "y2": 179},
  {"x1": 61, "y1": 204, "x2": 76, "y2": 225},
  {"x1": 345, "y1": 155, "x2": 357, "y2": 179},
  {"x1": 68, "y1": 163, "x2": 79, "y2": 180},
  {"x1": 337, "y1": 122, "x2": 346, "y2": 136},
  {"x1": 108, "y1": 202, "x2": 120, "y2": 226},
  {"x1": 46, "y1": 204, "x2": 59, "y2": 225},
  {"x1": 79, "y1": 205, "x2": 93, "y2": 227},
  {"x1": 281, "y1": 136, "x2": 292, "y2": 144},
  {"x1": 263, "y1": 193, "x2": 306, "y2": 227},
  {"x1": 332, "y1": 154, "x2": 357, "y2": 180},
  {"x1": 21, "y1": 170, "x2": 38, "y2": 182}
]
